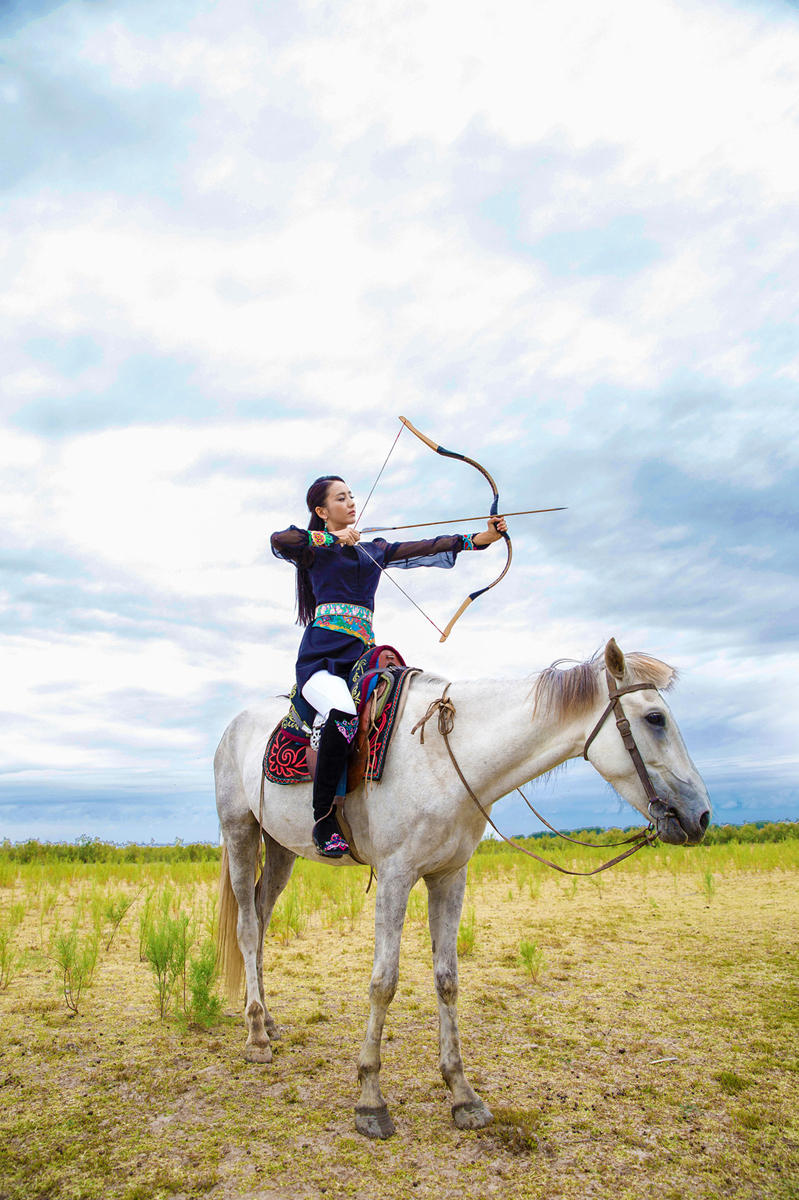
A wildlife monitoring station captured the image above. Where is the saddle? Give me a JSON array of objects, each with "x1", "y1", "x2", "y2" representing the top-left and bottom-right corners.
[
  {"x1": 263, "y1": 646, "x2": 419, "y2": 793},
  {"x1": 307, "y1": 648, "x2": 403, "y2": 790}
]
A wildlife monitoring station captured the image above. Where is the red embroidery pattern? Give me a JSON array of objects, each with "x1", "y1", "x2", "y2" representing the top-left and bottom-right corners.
[{"x1": 265, "y1": 731, "x2": 312, "y2": 783}]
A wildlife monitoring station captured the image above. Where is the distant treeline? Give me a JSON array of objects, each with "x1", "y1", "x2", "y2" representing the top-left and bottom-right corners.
[
  {"x1": 478, "y1": 819, "x2": 799, "y2": 854},
  {"x1": 0, "y1": 837, "x2": 221, "y2": 864},
  {"x1": 0, "y1": 820, "x2": 796, "y2": 863}
]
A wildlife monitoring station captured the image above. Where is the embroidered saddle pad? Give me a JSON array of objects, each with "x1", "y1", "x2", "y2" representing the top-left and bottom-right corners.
[{"x1": 263, "y1": 645, "x2": 419, "y2": 790}]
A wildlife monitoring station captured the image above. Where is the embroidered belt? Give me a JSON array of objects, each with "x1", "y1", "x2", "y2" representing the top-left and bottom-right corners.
[{"x1": 313, "y1": 602, "x2": 375, "y2": 645}]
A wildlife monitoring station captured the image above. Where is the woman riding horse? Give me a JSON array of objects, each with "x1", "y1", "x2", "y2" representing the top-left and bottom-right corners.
[{"x1": 270, "y1": 475, "x2": 508, "y2": 857}]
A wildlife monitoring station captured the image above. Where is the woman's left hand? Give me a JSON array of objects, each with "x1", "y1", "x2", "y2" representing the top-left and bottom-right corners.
[{"x1": 472, "y1": 515, "x2": 508, "y2": 546}]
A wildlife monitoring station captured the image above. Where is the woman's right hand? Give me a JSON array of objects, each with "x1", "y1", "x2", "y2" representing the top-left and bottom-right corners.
[{"x1": 334, "y1": 526, "x2": 361, "y2": 545}]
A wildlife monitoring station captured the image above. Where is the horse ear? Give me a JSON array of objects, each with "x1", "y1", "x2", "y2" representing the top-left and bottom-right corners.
[{"x1": 605, "y1": 637, "x2": 626, "y2": 680}]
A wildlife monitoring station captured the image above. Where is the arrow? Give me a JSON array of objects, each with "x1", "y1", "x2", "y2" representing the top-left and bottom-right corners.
[{"x1": 361, "y1": 507, "x2": 566, "y2": 533}]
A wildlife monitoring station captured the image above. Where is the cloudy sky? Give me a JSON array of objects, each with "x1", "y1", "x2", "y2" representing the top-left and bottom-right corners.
[{"x1": 1, "y1": 0, "x2": 797, "y2": 843}]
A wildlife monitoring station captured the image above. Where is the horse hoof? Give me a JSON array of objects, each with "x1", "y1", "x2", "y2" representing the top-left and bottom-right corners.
[
  {"x1": 244, "y1": 1042, "x2": 272, "y2": 1064},
  {"x1": 452, "y1": 1099, "x2": 493, "y2": 1129},
  {"x1": 355, "y1": 1104, "x2": 396, "y2": 1139}
]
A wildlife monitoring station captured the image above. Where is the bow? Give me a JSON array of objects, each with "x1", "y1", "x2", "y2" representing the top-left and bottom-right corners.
[
  {"x1": 397, "y1": 417, "x2": 512, "y2": 641},
  {"x1": 357, "y1": 416, "x2": 512, "y2": 642}
]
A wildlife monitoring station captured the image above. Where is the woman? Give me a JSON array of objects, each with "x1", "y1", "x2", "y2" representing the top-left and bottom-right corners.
[{"x1": 271, "y1": 475, "x2": 508, "y2": 858}]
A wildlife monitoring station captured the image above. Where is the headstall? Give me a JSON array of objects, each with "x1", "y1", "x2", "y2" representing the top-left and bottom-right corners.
[{"x1": 583, "y1": 670, "x2": 680, "y2": 832}]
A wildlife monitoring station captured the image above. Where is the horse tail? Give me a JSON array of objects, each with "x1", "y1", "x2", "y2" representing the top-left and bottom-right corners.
[{"x1": 216, "y1": 842, "x2": 244, "y2": 1003}]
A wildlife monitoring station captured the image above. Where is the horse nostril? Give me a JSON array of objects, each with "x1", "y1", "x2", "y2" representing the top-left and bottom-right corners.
[{"x1": 699, "y1": 810, "x2": 710, "y2": 833}]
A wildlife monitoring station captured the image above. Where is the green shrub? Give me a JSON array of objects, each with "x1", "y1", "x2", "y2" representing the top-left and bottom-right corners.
[
  {"x1": 143, "y1": 900, "x2": 196, "y2": 1019},
  {"x1": 185, "y1": 939, "x2": 222, "y2": 1028},
  {"x1": 51, "y1": 922, "x2": 99, "y2": 1014}
]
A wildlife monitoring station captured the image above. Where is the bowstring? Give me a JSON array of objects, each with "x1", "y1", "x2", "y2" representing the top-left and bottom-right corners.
[
  {"x1": 355, "y1": 542, "x2": 446, "y2": 639},
  {"x1": 355, "y1": 424, "x2": 403, "y2": 530},
  {"x1": 353, "y1": 419, "x2": 445, "y2": 638}
]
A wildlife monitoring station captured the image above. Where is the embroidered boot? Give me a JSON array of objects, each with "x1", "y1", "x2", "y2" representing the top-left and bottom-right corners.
[{"x1": 312, "y1": 708, "x2": 357, "y2": 858}]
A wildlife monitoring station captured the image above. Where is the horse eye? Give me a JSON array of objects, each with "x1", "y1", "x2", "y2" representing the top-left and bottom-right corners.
[{"x1": 645, "y1": 711, "x2": 666, "y2": 728}]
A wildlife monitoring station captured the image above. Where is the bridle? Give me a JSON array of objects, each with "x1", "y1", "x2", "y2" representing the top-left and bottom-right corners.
[
  {"x1": 583, "y1": 670, "x2": 686, "y2": 838},
  {"x1": 584, "y1": 671, "x2": 661, "y2": 810},
  {"x1": 411, "y1": 669, "x2": 687, "y2": 876}
]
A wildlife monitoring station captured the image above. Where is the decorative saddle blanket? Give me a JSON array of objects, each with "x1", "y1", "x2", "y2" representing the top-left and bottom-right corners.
[{"x1": 263, "y1": 645, "x2": 420, "y2": 790}]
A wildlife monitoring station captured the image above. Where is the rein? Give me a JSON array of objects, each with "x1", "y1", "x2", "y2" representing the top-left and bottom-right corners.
[{"x1": 410, "y1": 681, "x2": 660, "y2": 877}]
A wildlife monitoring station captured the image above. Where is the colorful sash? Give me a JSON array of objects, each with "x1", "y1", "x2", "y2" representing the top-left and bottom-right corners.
[{"x1": 313, "y1": 602, "x2": 374, "y2": 645}]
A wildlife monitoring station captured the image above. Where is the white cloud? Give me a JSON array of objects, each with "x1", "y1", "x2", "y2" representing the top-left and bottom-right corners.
[{"x1": 1, "y1": 0, "x2": 797, "y2": 835}]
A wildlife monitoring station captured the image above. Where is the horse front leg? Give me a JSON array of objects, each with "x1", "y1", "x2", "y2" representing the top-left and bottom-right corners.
[
  {"x1": 355, "y1": 865, "x2": 414, "y2": 1139},
  {"x1": 426, "y1": 865, "x2": 493, "y2": 1129}
]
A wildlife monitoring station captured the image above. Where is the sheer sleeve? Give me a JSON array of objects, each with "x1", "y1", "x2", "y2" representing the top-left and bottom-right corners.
[
  {"x1": 270, "y1": 525, "x2": 312, "y2": 564},
  {"x1": 376, "y1": 534, "x2": 487, "y2": 571}
]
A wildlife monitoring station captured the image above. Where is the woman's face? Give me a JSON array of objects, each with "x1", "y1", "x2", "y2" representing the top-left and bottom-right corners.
[{"x1": 317, "y1": 480, "x2": 356, "y2": 530}]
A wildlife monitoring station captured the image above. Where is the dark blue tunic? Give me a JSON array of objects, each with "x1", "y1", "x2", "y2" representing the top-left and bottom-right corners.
[{"x1": 271, "y1": 527, "x2": 481, "y2": 692}]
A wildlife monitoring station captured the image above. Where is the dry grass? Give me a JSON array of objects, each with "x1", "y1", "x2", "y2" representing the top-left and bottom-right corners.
[{"x1": 0, "y1": 845, "x2": 797, "y2": 1200}]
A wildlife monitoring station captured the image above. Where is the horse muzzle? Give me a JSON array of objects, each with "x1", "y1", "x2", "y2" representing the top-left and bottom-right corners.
[{"x1": 649, "y1": 796, "x2": 710, "y2": 846}]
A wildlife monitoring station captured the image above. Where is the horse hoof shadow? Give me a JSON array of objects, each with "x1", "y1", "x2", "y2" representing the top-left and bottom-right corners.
[
  {"x1": 355, "y1": 1104, "x2": 396, "y2": 1139},
  {"x1": 452, "y1": 1099, "x2": 493, "y2": 1129}
]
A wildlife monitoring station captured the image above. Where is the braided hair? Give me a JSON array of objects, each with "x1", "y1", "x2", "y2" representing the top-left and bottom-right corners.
[{"x1": 295, "y1": 475, "x2": 345, "y2": 626}]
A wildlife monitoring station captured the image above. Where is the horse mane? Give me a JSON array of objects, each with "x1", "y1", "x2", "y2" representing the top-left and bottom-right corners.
[{"x1": 532, "y1": 650, "x2": 677, "y2": 721}]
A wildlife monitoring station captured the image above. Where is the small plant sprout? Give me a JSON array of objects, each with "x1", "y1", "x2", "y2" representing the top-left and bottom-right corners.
[
  {"x1": 519, "y1": 938, "x2": 545, "y2": 981},
  {"x1": 103, "y1": 888, "x2": 141, "y2": 951},
  {"x1": 0, "y1": 902, "x2": 26, "y2": 989}
]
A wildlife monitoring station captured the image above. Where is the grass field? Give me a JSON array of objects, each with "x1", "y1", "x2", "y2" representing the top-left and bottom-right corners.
[{"x1": 1, "y1": 831, "x2": 797, "y2": 1200}]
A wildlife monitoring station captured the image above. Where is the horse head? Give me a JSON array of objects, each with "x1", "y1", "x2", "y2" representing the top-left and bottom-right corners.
[{"x1": 583, "y1": 638, "x2": 711, "y2": 846}]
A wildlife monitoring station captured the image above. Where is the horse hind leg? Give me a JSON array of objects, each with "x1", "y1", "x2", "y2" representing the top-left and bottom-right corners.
[
  {"x1": 254, "y1": 831, "x2": 297, "y2": 1037},
  {"x1": 220, "y1": 815, "x2": 275, "y2": 1063},
  {"x1": 425, "y1": 865, "x2": 492, "y2": 1130}
]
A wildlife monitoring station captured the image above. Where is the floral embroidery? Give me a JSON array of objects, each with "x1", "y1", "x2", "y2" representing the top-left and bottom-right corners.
[
  {"x1": 335, "y1": 715, "x2": 358, "y2": 743},
  {"x1": 309, "y1": 529, "x2": 336, "y2": 548},
  {"x1": 461, "y1": 532, "x2": 477, "y2": 551},
  {"x1": 313, "y1": 602, "x2": 374, "y2": 645}
]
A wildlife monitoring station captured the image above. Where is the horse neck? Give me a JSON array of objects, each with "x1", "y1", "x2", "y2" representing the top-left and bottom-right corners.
[{"x1": 425, "y1": 676, "x2": 586, "y2": 804}]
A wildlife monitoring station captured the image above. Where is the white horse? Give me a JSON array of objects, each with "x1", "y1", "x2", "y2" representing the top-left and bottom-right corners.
[{"x1": 215, "y1": 638, "x2": 710, "y2": 1138}]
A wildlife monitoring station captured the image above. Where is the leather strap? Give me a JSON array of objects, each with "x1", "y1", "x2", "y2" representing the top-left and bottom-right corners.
[
  {"x1": 414, "y1": 685, "x2": 656, "y2": 877},
  {"x1": 583, "y1": 673, "x2": 661, "y2": 807}
]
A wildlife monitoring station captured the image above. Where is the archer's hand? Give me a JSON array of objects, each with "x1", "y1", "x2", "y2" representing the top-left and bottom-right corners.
[
  {"x1": 473, "y1": 515, "x2": 508, "y2": 546},
  {"x1": 334, "y1": 526, "x2": 361, "y2": 545}
]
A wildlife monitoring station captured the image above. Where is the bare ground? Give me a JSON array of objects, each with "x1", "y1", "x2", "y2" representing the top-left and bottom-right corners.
[{"x1": 1, "y1": 859, "x2": 797, "y2": 1200}]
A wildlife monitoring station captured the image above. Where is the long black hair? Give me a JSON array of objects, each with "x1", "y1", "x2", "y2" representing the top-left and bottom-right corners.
[{"x1": 296, "y1": 475, "x2": 344, "y2": 626}]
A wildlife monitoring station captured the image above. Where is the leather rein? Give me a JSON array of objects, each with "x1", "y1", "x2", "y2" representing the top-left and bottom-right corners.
[{"x1": 411, "y1": 673, "x2": 665, "y2": 877}]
